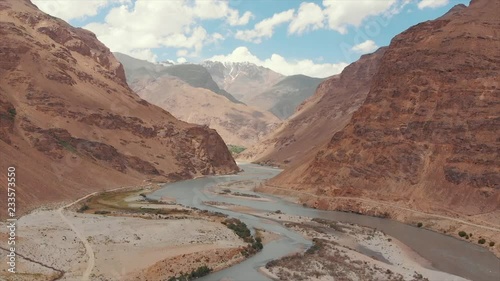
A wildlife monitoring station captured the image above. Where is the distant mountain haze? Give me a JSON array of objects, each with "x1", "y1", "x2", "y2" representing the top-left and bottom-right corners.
[{"x1": 116, "y1": 53, "x2": 281, "y2": 147}]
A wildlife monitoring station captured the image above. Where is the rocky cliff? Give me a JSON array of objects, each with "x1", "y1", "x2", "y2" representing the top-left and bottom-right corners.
[
  {"x1": 240, "y1": 48, "x2": 386, "y2": 167},
  {"x1": 268, "y1": 0, "x2": 500, "y2": 216},
  {"x1": 0, "y1": 0, "x2": 238, "y2": 217}
]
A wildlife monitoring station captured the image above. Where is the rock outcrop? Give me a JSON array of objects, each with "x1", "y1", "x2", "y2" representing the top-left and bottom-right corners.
[
  {"x1": 0, "y1": 0, "x2": 238, "y2": 217},
  {"x1": 268, "y1": 0, "x2": 500, "y2": 216},
  {"x1": 240, "y1": 48, "x2": 386, "y2": 167}
]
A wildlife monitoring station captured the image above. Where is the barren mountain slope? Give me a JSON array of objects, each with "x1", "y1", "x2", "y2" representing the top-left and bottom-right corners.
[
  {"x1": 249, "y1": 75, "x2": 324, "y2": 119},
  {"x1": 202, "y1": 61, "x2": 284, "y2": 103},
  {"x1": 117, "y1": 54, "x2": 281, "y2": 147},
  {"x1": 0, "y1": 0, "x2": 238, "y2": 217},
  {"x1": 268, "y1": 0, "x2": 500, "y2": 217},
  {"x1": 134, "y1": 76, "x2": 281, "y2": 147},
  {"x1": 240, "y1": 48, "x2": 386, "y2": 167},
  {"x1": 114, "y1": 53, "x2": 242, "y2": 104}
]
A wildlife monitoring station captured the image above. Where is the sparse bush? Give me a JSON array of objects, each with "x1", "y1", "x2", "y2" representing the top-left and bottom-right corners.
[
  {"x1": 275, "y1": 209, "x2": 283, "y2": 214},
  {"x1": 227, "y1": 145, "x2": 246, "y2": 155},
  {"x1": 190, "y1": 266, "x2": 211, "y2": 278},
  {"x1": 417, "y1": 222, "x2": 423, "y2": 228},
  {"x1": 8, "y1": 108, "x2": 16, "y2": 119},
  {"x1": 78, "y1": 205, "x2": 89, "y2": 213},
  {"x1": 94, "y1": 210, "x2": 110, "y2": 215},
  {"x1": 224, "y1": 219, "x2": 251, "y2": 239},
  {"x1": 489, "y1": 241, "x2": 495, "y2": 247},
  {"x1": 478, "y1": 238, "x2": 486, "y2": 244},
  {"x1": 458, "y1": 231, "x2": 467, "y2": 237}
]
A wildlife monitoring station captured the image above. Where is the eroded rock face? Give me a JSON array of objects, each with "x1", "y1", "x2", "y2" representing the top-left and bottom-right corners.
[
  {"x1": 270, "y1": 0, "x2": 500, "y2": 215},
  {"x1": 240, "y1": 48, "x2": 386, "y2": 167},
  {"x1": 0, "y1": 0, "x2": 238, "y2": 217}
]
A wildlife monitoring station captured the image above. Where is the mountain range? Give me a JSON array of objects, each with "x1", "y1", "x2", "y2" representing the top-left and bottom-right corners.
[
  {"x1": 203, "y1": 61, "x2": 324, "y2": 119},
  {"x1": 116, "y1": 53, "x2": 281, "y2": 147},
  {"x1": 0, "y1": 0, "x2": 238, "y2": 217}
]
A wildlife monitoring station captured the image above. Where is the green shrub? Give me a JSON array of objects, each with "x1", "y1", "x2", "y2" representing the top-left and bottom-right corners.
[
  {"x1": 417, "y1": 222, "x2": 423, "y2": 228},
  {"x1": 458, "y1": 231, "x2": 467, "y2": 237},
  {"x1": 190, "y1": 266, "x2": 211, "y2": 278},
  {"x1": 227, "y1": 145, "x2": 246, "y2": 155},
  {"x1": 478, "y1": 238, "x2": 486, "y2": 244},
  {"x1": 224, "y1": 219, "x2": 251, "y2": 239},
  {"x1": 94, "y1": 210, "x2": 110, "y2": 215},
  {"x1": 78, "y1": 205, "x2": 89, "y2": 213},
  {"x1": 8, "y1": 108, "x2": 16, "y2": 119},
  {"x1": 489, "y1": 241, "x2": 495, "y2": 247}
]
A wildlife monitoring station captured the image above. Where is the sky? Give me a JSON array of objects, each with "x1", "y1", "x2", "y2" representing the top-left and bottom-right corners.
[{"x1": 32, "y1": 0, "x2": 468, "y2": 78}]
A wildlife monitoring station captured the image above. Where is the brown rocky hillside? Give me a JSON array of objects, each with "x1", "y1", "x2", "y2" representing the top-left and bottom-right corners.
[
  {"x1": 267, "y1": 0, "x2": 499, "y2": 217},
  {"x1": 239, "y1": 47, "x2": 386, "y2": 167},
  {"x1": 0, "y1": 0, "x2": 238, "y2": 217}
]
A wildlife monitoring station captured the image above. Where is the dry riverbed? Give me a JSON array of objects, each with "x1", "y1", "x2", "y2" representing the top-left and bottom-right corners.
[
  {"x1": 229, "y1": 209, "x2": 469, "y2": 281},
  {"x1": 0, "y1": 187, "x2": 258, "y2": 281}
]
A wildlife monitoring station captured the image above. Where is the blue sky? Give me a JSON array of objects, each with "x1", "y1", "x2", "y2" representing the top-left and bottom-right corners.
[{"x1": 33, "y1": 0, "x2": 468, "y2": 77}]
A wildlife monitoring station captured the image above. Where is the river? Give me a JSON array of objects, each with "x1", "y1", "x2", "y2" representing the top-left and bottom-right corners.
[{"x1": 149, "y1": 164, "x2": 500, "y2": 281}]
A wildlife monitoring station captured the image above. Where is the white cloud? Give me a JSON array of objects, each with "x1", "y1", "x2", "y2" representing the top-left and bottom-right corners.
[
  {"x1": 127, "y1": 48, "x2": 158, "y2": 62},
  {"x1": 235, "y1": 9, "x2": 295, "y2": 43},
  {"x1": 176, "y1": 49, "x2": 189, "y2": 57},
  {"x1": 288, "y1": 2, "x2": 325, "y2": 35},
  {"x1": 418, "y1": 0, "x2": 449, "y2": 9},
  {"x1": 32, "y1": 0, "x2": 130, "y2": 21},
  {"x1": 79, "y1": 0, "x2": 250, "y2": 62},
  {"x1": 227, "y1": 10, "x2": 254, "y2": 26},
  {"x1": 322, "y1": 0, "x2": 398, "y2": 34},
  {"x1": 177, "y1": 57, "x2": 187, "y2": 64},
  {"x1": 209, "y1": 46, "x2": 348, "y2": 78},
  {"x1": 351, "y1": 40, "x2": 378, "y2": 53}
]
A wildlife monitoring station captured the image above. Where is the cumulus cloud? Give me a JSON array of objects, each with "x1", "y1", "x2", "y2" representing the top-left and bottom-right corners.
[
  {"x1": 418, "y1": 0, "x2": 449, "y2": 9},
  {"x1": 288, "y1": 2, "x2": 325, "y2": 35},
  {"x1": 32, "y1": 0, "x2": 130, "y2": 21},
  {"x1": 83, "y1": 1, "x2": 244, "y2": 61},
  {"x1": 36, "y1": 0, "x2": 251, "y2": 62},
  {"x1": 209, "y1": 46, "x2": 348, "y2": 78},
  {"x1": 351, "y1": 40, "x2": 378, "y2": 53},
  {"x1": 322, "y1": 0, "x2": 398, "y2": 34},
  {"x1": 235, "y1": 9, "x2": 295, "y2": 43}
]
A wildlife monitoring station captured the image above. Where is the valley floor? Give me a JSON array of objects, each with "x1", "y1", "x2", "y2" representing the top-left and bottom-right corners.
[
  {"x1": 257, "y1": 184, "x2": 500, "y2": 259},
  {"x1": 0, "y1": 186, "x2": 251, "y2": 281}
]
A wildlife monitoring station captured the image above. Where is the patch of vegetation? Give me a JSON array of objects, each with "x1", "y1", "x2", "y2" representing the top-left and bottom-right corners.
[
  {"x1": 417, "y1": 222, "x2": 423, "y2": 228},
  {"x1": 227, "y1": 145, "x2": 246, "y2": 155},
  {"x1": 223, "y1": 218, "x2": 263, "y2": 256},
  {"x1": 489, "y1": 241, "x2": 495, "y2": 247},
  {"x1": 458, "y1": 231, "x2": 467, "y2": 237},
  {"x1": 305, "y1": 239, "x2": 323, "y2": 255},
  {"x1": 94, "y1": 210, "x2": 110, "y2": 215},
  {"x1": 223, "y1": 218, "x2": 251, "y2": 239},
  {"x1": 311, "y1": 218, "x2": 346, "y2": 233},
  {"x1": 168, "y1": 265, "x2": 212, "y2": 281},
  {"x1": 77, "y1": 204, "x2": 89, "y2": 213},
  {"x1": 478, "y1": 238, "x2": 486, "y2": 244},
  {"x1": 232, "y1": 192, "x2": 260, "y2": 198},
  {"x1": 8, "y1": 108, "x2": 16, "y2": 119},
  {"x1": 58, "y1": 140, "x2": 77, "y2": 153}
]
